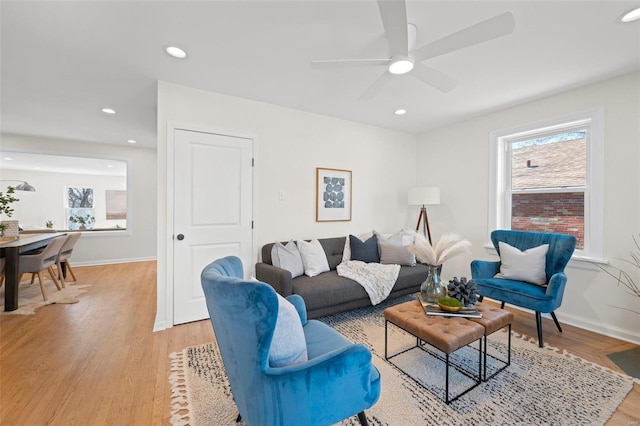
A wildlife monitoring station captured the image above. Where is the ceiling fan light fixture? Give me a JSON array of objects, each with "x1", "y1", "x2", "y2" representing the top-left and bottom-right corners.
[
  {"x1": 388, "y1": 57, "x2": 414, "y2": 75},
  {"x1": 621, "y1": 7, "x2": 640, "y2": 22},
  {"x1": 394, "y1": 109, "x2": 407, "y2": 115}
]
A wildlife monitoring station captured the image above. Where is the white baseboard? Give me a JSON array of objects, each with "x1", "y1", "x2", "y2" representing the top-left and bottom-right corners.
[
  {"x1": 72, "y1": 256, "x2": 156, "y2": 267},
  {"x1": 483, "y1": 297, "x2": 640, "y2": 346},
  {"x1": 557, "y1": 311, "x2": 640, "y2": 346}
]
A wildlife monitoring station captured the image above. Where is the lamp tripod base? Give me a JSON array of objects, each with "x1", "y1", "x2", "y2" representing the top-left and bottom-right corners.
[{"x1": 415, "y1": 206, "x2": 432, "y2": 245}]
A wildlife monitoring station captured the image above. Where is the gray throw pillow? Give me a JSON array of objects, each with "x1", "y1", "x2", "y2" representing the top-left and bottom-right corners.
[
  {"x1": 350, "y1": 234, "x2": 380, "y2": 263},
  {"x1": 378, "y1": 238, "x2": 416, "y2": 266},
  {"x1": 271, "y1": 241, "x2": 304, "y2": 278}
]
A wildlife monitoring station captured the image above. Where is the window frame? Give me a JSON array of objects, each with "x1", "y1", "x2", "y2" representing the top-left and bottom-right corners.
[{"x1": 488, "y1": 108, "x2": 604, "y2": 261}]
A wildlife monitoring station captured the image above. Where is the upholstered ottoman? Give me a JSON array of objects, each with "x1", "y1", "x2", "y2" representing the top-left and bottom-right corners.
[
  {"x1": 469, "y1": 303, "x2": 513, "y2": 381},
  {"x1": 383, "y1": 300, "x2": 484, "y2": 404}
]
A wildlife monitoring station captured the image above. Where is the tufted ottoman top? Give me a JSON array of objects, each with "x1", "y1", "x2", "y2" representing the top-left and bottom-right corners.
[
  {"x1": 470, "y1": 303, "x2": 514, "y2": 335},
  {"x1": 384, "y1": 300, "x2": 484, "y2": 354}
]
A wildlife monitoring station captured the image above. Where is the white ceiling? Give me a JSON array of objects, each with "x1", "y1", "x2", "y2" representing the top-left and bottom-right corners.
[{"x1": 1, "y1": 1, "x2": 639, "y2": 149}]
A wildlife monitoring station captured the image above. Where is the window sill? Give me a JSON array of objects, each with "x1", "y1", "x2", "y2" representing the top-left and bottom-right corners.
[{"x1": 483, "y1": 243, "x2": 608, "y2": 269}]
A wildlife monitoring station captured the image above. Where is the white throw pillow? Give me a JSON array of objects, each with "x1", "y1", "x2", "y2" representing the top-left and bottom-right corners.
[
  {"x1": 271, "y1": 241, "x2": 304, "y2": 278},
  {"x1": 297, "y1": 239, "x2": 330, "y2": 277},
  {"x1": 341, "y1": 231, "x2": 373, "y2": 263},
  {"x1": 269, "y1": 293, "x2": 308, "y2": 367},
  {"x1": 494, "y1": 242, "x2": 549, "y2": 285}
]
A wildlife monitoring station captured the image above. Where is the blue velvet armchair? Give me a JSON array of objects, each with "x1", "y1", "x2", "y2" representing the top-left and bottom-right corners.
[
  {"x1": 201, "y1": 256, "x2": 380, "y2": 426},
  {"x1": 471, "y1": 230, "x2": 576, "y2": 347}
]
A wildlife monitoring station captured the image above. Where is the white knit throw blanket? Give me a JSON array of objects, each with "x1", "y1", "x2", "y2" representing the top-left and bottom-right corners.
[{"x1": 337, "y1": 260, "x2": 401, "y2": 305}]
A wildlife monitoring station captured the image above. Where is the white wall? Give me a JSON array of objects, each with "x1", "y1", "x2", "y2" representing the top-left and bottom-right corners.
[
  {"x1": 0, "y1": 133, "x2": 157, "y2": 265},
  {"x1": 156, "y1": 81, "x2": 418, "y2": 329},
  {"x1": 2, "y1": 168, "x2": 126, "y2": 230},
  {"x1": 416, "y1": 71, "x2": 640, "y2": 344}
]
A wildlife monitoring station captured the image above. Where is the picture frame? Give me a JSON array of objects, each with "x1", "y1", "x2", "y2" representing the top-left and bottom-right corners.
[{"x1": 316, "y1": 167, "x2": 352, "y2": 222}]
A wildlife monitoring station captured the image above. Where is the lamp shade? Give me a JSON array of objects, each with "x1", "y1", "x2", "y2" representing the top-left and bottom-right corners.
[{"x1": 408, "y1": 186, "x2": 440, "y2": 206}]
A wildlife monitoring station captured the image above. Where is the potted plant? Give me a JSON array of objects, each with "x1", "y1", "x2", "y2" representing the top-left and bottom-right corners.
[
  {"x1": 45, "y1": 220, "x2": 55, "y2": 229},
  {"x1": 0, "y1": 186, "x2": 20, "y2": 237},
  {"x1": 69, "y1": 214, "x2": 95, "y2": 230}
]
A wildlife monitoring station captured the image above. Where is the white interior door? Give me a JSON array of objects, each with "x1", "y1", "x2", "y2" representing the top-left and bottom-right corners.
[{"x1": 173, "y1": 129, "x2": 254, "y2": 325}]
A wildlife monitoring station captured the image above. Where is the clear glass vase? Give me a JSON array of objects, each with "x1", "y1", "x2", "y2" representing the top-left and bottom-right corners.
[{"x1": 421, "y1": 264, "x2": 446, "y2": 303}]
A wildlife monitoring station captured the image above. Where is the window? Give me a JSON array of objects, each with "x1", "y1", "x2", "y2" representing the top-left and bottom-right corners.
[
  {"x1": 489, "y1": 109, "x2": 604, "y2": 259},
  {"x1": 66, "y1": 186, "x2": 95, "y2": 230}
]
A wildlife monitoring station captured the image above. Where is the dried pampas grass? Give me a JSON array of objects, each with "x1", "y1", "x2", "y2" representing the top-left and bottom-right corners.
[{"x1": 408, "y1": 232, "x2": 471, "y2": 265}]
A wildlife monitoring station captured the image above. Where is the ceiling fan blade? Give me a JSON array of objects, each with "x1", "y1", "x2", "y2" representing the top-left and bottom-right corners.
[
  {"x1": 409, "y1": 63, "x2": 458, "y2": 93},
  {"x1": 359, "y1": 71, "x2": 393, "y2": 101},
  {"x1": 412, "y1": 12, "x2": 515, "y2": 61},
  {"x1": 311, "y1": 59, "x2": 391, "y2": 69},
  {"x1": 377, "y1": 0, "x2": 409, "y2": 57}
]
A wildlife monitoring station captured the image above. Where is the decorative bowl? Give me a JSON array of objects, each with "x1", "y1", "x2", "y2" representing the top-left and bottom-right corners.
[{"x1": 438, "y1": 303, "x2": 462, "y2": 312}]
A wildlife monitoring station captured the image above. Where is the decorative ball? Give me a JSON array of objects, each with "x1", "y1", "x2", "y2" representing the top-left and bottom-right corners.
[{"x1": 447, "y1": 277, "x2": 479, "y2": 307}]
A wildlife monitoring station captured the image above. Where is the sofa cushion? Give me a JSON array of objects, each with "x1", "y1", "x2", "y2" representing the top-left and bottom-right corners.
[
  {"x1": 298, "y1": 239, "x2": 330, "y2": 277},
  {"x1": 350, "y1": 234, "x2": 380, "y2": 263},
  {"x1": 269, "y1": 293, "x2": 309, "y2": 367},
  {"x1": 292, "y1": 271, "x2": 369, "y2": 311},
  {"x1": 494, "y1": 242, "x2": 549, "y2": 285},
  {"x1": 271, "y1": 241, "x2": 304, "y2": 278}
]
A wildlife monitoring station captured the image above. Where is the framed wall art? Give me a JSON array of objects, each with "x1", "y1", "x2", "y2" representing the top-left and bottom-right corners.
[{"x1": 316, "y1": 167, "x2": 352, "y2": 222}]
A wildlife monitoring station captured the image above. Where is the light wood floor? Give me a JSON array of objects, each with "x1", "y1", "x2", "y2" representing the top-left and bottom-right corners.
[{"x1": 0, "y1": 261, "x2": 638, "y2": 425}]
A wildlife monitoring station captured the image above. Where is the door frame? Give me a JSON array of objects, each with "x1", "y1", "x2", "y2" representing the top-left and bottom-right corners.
[{"x1": 162, "y1": 122, "x2": 258, "y2": 329}]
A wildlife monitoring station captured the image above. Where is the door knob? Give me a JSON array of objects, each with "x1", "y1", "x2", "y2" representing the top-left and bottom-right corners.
[{"x1": 176, "y1": 234, "x2": 185, "y2": 241}]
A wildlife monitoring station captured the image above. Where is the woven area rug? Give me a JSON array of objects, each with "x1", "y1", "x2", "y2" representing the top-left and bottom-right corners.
[
  {"x1": 169, "y1": 297, "x2": 639, "y2": 425},
  {"x1": 0, "y1": 279, "x2": 90, "y2": 315}
]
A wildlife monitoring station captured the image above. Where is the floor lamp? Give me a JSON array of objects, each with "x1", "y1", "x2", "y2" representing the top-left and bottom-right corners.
[{"x1": 408, "y1": 187, "x2": 440, "y2": 245}]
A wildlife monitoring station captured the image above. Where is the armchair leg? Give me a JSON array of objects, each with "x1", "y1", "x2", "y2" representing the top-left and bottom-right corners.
[
  {"x1": 500, "y1": 301, "x2": 506, "y2": 309},
  {"x1": 236, "y1": 413, "x2": 242, "y2": 423},
  {"x1": 550, "y1": 312, "x2": 563, "y2": 333},
  {"x1": 478, "y1": 295, "x2": 484, "y2": 302},
  {"x1": 535, "y1": 312, "x2": 544, "y2": 348},
  {"x1": 357, "y1": 411, "x2": 368, "y2": 426}
]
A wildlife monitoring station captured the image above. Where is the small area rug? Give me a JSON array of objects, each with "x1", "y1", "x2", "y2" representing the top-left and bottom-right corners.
[
  {"x1": 0, "y1": 279, "x2": 90, "y2": 315},
  {"x1": 169, "y1": 297, "x2": 638, "y2": 425}
]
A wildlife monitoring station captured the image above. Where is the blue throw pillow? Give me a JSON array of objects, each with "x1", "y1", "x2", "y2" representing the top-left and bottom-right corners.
[{"x1": 350, "y1": 234, "x2": 380, "y2": 263}]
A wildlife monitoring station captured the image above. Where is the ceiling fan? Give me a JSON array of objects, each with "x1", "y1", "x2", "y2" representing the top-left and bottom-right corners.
[{"x1": 311, "y1": 0, "x2": 515, "y2": 100}]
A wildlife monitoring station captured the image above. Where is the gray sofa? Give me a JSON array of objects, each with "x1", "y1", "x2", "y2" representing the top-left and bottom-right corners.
[{"x1": 255, "y1": 236, "x2": 429, "y2": 319}]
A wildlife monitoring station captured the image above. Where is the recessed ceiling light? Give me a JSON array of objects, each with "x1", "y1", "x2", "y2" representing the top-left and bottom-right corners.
[
  {"x1": 394, "y1": 109, "x2": 407, "y2": 115},
  {"x1": 101, "y1": 108, "x2": 116, "y2": 114},
  {"x1": 106, "y1": 164, "x2": 114, "y2": 168},
  {"x1": 388, "y1": 57, "x2": 414, "y2": 75},
  {"x1": 127, "y1": 139, "x2": 137, "y2": 144},
  {"x1": 4, "y1": 157, "x2": 13, "y2": 161},
  {"x1": 165, "y1": 46, "x2": 187, "y2": 59},
  {"x1": 621, "y1": 7, "x2": 640, "y2": 22}
]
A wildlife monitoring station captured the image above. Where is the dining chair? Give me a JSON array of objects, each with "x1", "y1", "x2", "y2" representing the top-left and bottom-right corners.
[
  {"x1": 18, "y1": 235, "x2": 67, "y2": 301},
  {"x1": 56, "y1": 233, "x2": 82, "y2": 286}
]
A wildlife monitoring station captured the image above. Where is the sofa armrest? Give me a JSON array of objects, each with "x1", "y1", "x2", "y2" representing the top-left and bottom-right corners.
[
  {"x1": 471, "y1": 260, "x2": 501, "y2": 279},
  {"x1": 256, "y1": 262, "x2": 293, "y2": 296}
]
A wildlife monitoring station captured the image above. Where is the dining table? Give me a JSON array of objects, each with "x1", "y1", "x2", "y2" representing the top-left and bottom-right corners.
[{"x1": 1, "y1": 232, "x2": 66, "y2": 311}]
